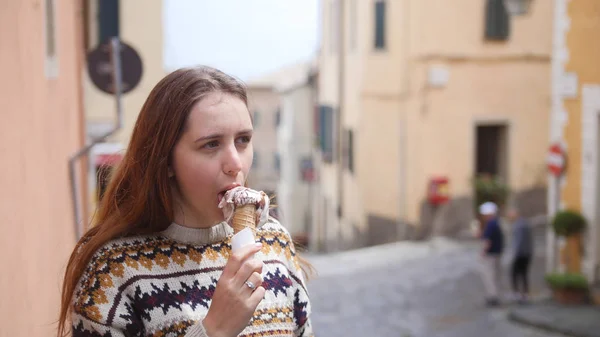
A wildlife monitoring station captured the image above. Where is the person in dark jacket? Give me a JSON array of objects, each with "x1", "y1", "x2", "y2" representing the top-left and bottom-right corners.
[
  {"x1": 479, "y1": 202, "x2": 504, "y2": 307},
  {"x1": 508, "y1": 207, "x2": 534, "y2": 304}
]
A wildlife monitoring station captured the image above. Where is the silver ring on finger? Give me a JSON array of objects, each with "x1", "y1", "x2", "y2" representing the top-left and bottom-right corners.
[{"x1": 245, "y1": 280, "x2": 256, "y2": 290}]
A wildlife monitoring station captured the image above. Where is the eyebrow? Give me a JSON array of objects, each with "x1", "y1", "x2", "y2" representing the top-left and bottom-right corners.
[{"x1": 194, "y1": 129, "x2": 254, "y2": 143}]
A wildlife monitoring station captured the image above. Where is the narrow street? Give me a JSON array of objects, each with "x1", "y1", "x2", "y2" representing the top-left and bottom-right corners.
[{"x1": 305, "y1": 226, "x2": 569, "y2": 337}]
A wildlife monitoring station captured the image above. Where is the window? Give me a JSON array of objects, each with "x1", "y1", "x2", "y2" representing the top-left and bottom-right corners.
[
  {"x1": 475, "y1": 124, "x2": 508, "y2": 181},
  {"x1": 274, "y1": 153, "x2": 281, "y2": 172},
  {"x1": 252, "y1": 151, "x2": 259, "y2": 169},
  {"x1": 374, "y1": 0, "x2": 386, "y2": 49},
  {"x1": 344, "y1": 129, "x2": 355, "y2": 173},
  {"x1": 318, "y1": 105, "x2": 336, "y2": 163},
  {"x1": 330, "y1": 0, "x2": 340, "y2": 53},
  {"x1": 275, "y1": 108, "x2": 281, "y2": 127},
  {"x1": 349, "y1": 0, "x2": 357, "y2": 51},
  {"x1": 99, "y1": 0, "x2": 120, "y2": 43},
  {"x1": 253, "y1": 110, "x2": 260, "y2": 128},
  {"x1": 484, "y1": 0, "x2": 510, "y2": 41},
  {"x1": 44, "y1": 0, "x2": 58, "y2": 78},
  {"x1": 299, "y1": 157, "x2": 315, "y2": 182}
]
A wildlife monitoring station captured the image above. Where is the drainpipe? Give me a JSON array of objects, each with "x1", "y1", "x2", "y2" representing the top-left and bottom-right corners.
[
  {"x1": 69, "y1": 37, "x2": 124, "y2": 240},
  {"x1": 398, "y1": 0, "x2": 411, "y2": 240},
  {"x1": 336, "y1": 0, "x2": 346, "y2": 250}
]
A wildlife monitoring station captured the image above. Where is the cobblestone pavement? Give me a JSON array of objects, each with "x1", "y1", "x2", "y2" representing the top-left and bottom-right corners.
[{"x1": 305, "y1": 236, "x2": 569, "y2": 337}]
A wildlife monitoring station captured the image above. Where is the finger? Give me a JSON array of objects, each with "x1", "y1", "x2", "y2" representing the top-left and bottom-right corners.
[
  {"x1": 247, "y1": 286, "x2": 266, "y2": 309},
  {"x1": 222, "y1": 243, "x2": 262, "y2": 279},
  {"x1": 242, "y1": 272, "x2": 264, "y2": 292},
  {"x1": 233, "y1": 258, "x2": 263, "y2": 288}
]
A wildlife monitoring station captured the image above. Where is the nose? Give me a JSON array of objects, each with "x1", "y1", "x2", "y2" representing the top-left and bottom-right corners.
[{"x1": 222, "y1": 143, "x2": 242, "y2": 177}]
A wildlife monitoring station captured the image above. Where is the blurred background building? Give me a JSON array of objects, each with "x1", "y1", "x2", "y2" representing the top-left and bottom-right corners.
[
  {"x1": 548, "y1": 0, "x2": 600, "y2": 284},
  {"x1": 245, "y1": 72, "x2": 284, "y2": 198},
  {"x1": 83, "y1": 0, "x2": 166, "y2": 212},
  {"x1": 0, "y1": 1, "x2": 85, "y2": 335},
  {"x1": 312, "y1": 0, "x2": 552, "y2": 251},
  {"x1": 246, "y1": 61, "x2": 318, "y2": 246},
  {"x1": 4, "y1": 1, "x2": 600, "y2": 335}
]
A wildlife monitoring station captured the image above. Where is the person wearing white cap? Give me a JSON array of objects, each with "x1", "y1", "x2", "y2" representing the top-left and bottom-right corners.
[{"x1": 479, "y1": 201, "x2": 504, "y2": 307}]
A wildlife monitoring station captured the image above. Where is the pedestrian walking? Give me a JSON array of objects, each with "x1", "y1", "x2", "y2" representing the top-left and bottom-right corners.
[
  {"x1": 507, "y1": 207, "x2": 534, "y2": 304},
  {"x1": 479, "y1": 201, "x2": 504, "y2": 307}
]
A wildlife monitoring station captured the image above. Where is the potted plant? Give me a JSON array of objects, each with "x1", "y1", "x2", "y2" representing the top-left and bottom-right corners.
[
  {"x1": 472, "y1": 174, "x2": 510, "y2": 210},
  {"x1": 545, "y1": 272, "x2": 588, "y2": 305},
  {"x1": 551, "y1": 210, "x2": 586, "y2": 273},
  {"x1": 551, "y1": 210, "x2": 586, "y2": 237}
]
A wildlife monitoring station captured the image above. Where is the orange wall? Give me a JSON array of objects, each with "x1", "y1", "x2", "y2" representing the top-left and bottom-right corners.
[
  {"x1": 0, "y1": 1, "x2": 84, "y2": 336},
  {"x1": 562, "y1": 0, "x2": 600, "y2": 210}
]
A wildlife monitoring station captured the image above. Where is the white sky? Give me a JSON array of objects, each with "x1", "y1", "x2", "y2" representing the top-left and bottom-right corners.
[{"x1": 163, "y1": 0, "x2": 320, "y2": 81}]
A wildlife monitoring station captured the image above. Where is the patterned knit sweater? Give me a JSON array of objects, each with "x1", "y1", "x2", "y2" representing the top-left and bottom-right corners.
[{"x1": 71, "y1": 218, "x2": 313, "y2": 336}]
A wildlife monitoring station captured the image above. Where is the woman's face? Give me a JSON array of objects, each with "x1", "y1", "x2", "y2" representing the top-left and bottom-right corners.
[{"x1": 170, "y1": 92, "x2": 254, "y2": 228}]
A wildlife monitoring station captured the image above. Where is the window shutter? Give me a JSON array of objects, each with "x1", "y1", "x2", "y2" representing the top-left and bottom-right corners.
[
  {"x1": 98, "y1": 0, "x2": 120, "y2": 43},
  {"x1": 252, "y1": 151, "x2": 258, "y2": 169},
  {"x1": 347, "y1": 129, "x2": 354, "y2": 173},
  {"x1": 275, "y1": 108, "x2": 281, "y2": 127},
  {"x1": 253, "y1": 110, "x2": 260, "y2": 128},
  {"x1": 318, "y1": 105, "x2": 336, "y2": 163},
  {"x1": 318, "y1": 105, "x2": 327, "y2": 153},
  {"x1": 324, "y1": 107, "x2": 334, "y2": 162},
  {"x1": 484, "y1": 0, "x2": 509, "y2": 41},
  {"x1": 274, "y1": 153, "x2": 281, "y2": 172},
  {"x1": 374, "y1": 1, "x2": 386, "y2": 49}
]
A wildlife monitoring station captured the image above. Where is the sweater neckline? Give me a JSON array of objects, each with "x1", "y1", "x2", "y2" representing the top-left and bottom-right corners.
[{"x1": 161, "y1": 221, "x2": 232, "y2": 245}]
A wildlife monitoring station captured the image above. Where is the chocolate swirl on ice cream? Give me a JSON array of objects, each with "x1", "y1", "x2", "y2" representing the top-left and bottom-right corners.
[{"x1": 218, "y1": 186, "x2": 270, "y2": 233}]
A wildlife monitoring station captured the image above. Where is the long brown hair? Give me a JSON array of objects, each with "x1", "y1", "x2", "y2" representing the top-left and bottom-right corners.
[{"x1": 57, "y1": 66, "x2": 249, "y2": 336}]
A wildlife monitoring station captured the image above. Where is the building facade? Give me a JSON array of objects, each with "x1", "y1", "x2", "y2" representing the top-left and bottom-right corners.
[
  {"x1": 247, "y1": 62, "x2": 317, "y2": 241},
  {"x1": 0, "y1": 1, "x2": 86, "y2": 335},
  {"x1": 548, "y1": 0, "x2": 600, "y2": 282},
  {"x1": 276, "y1": 63, "x2": 318, "y2": 244},
  {"x1": 83, "y1": 0, "x2": 166, "y2": 212},
  {"x1": 246, "y1": 85, "x2": 282, "y2": 196},
  {"x1": 315, "y1": 0, "x2": 552, "y2": 250}
]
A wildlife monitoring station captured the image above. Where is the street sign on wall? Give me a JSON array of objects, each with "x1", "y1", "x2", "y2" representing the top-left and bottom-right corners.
[
  {"x1": 87, "y1": 40, "x2": 143, "y2": 95},
  {"x1": 547, "y1": 142, "x2": 566, "y2": 177}
]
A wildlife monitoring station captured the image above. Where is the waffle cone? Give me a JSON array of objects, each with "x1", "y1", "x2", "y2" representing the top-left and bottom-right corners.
[{"x1": 232, "y1": 204, "x2": 256, "y2": 233}]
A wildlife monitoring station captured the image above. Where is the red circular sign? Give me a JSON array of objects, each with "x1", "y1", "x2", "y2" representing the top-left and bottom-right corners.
[{"x1": 547, "y1": 143, "x2": 566, "y2": 177}]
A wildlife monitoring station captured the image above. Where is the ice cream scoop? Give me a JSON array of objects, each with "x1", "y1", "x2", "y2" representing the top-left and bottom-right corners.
[
  {"x1": 218, "y1": 186, "x2": 270, "y2": 231},
  {"x1": 218, "y1": 186, "x2": 270, "y2": 252}
]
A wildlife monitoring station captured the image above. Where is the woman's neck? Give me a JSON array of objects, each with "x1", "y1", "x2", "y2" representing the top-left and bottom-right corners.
[
  {"x1": 172, "y1": 201, "x2": 222, "y2": 229},
  {"x1": 173, "y1": 212, "x2": 217, "y2": 229},
  {"x1": 162, "y1": 221, "x2": 232, "y2": 245}
]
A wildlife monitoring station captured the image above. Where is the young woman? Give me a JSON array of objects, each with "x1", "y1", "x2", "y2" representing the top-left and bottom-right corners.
[{"x1": 57, "y1": 66, "x2": 313, "y2": 337}]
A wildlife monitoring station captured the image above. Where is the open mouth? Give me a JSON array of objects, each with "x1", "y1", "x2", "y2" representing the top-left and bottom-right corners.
[
  {"x1": 217, "y1": 191, "x2": 226, "y2": 204},
  {"x1": 217, "y1": 184, "x2": 241, "y2": 204}
]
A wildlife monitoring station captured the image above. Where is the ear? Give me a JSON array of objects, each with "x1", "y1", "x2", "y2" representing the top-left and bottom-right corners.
[{"x1": 168, "y1": 167, "x2": 175, "y2": 178}]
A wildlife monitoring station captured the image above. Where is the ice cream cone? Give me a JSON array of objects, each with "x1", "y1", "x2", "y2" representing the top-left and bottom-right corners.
[{"x1": 232, "y1": 204, "x2": 256, "y2": 233}]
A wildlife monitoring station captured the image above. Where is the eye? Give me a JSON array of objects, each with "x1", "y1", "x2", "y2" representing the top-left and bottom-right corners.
[
  {"x1": 236, "y1": 135, "x2": 252, "y2": 144},
  {"x1": 203, "y1": 140, "x2": 219, "y2": 149}
]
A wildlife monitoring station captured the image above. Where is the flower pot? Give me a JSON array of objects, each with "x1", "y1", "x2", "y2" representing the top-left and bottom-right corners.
[{"x1": 551, "y1": 288, "x2": 587, "y2": 305}]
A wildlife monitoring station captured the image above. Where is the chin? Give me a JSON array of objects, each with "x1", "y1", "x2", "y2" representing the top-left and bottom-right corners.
[{"x1": 213, "y1": 213, "x2": 226, "y2": 224}]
